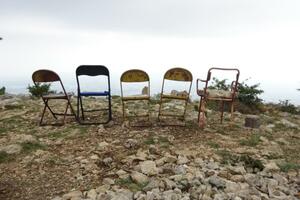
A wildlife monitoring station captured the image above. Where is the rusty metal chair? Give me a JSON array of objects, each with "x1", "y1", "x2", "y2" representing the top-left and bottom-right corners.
[
  {"x1": 32, "y1": 69, "x2": 76, "y2": 126},
  {"x1": 158, "y1": 68, "x2": 193, "y2": 125},
  {"x1": 196, "y1": 67, "x2": 240, "y2": 128},
  {"x1": 120, "y1": 69, "x2": 150, "y2": 125},
  {"x1": 76, "y1": 65, "x2": 112, "y2": 124}
]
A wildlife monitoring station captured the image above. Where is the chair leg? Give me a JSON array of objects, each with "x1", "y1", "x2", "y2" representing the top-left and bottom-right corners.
[
  {"x1": 147, "y1": 99, "x2": 150, "y2": 122},
  {"x1": 62, "y1": 102, "x2": 69, "y2": 124},
  {"x1": 158, "y1": 97, "x2": 163, "y2": 121},
  {"x1": 77, "y1": 95, "x2": 80, "y2": 121},
  {"x1": 40, "y1": 104, "x2": 47, "y2": 126},
  {"x1": 79, "y1": 95, "x2": 85, "y2": 120},
  {"x1": 182, "y1": 99, "x2": 189, "y2": 121},
  {"x1": 67, "y1": 98, "x2": 76, "y2": 121},
  {"x1": 198, "y1": 97, "x2": 206, "y2": 128},
  {"x1": 108, "y1": 95, "x2": 112, "y2": 121},
  {"x1": 220, "y1": 101, "x2": 224, "y2": 123},
  {"x1": 122, "y1": 100, "x2": 125, "y2": 121},
  {"x1": 44, "y1": 99, "x2": 57, "y2": 119},
  {"x1": 230, "y1": 101, "x2": 234, "y2": 122}
]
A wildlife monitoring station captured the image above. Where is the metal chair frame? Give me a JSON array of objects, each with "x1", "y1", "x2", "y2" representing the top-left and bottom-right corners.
[
  {"x1": 32, "y1": 69, "x2": 76, "y2": 126},
  {"x1": 76, "y1": 65, "x2": 112, "y2": 124},
  {"x1": 158, "y1": 67, "x2": 193, "y2": 125},
  {"x1": 196, "y1": 67, "x2": 240, "y2": 128},
  {"x1": 120, "y1": 69, "x2": 150, "y2": 125}
]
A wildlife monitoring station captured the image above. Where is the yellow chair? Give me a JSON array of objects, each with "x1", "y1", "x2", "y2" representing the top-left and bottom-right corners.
[
  {"x1": 120, "y1": 69, "x2": 150, "y2": 124},
  {"x1": 158, "y1": 68, "x2": 193, "y2": 125}
]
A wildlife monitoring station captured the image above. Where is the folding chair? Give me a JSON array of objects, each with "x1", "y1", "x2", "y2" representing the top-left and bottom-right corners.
[
  {"x1": 32, "y1": 69, "x2": 76, "y2": 126},
  {"x1": 120, "y1": 69, "x2": 150, "y2": 125},
  {"x1": 76, "y1": 65, "x2": 112, "y2": 124},
  {"x1": 158, "y1": 68, "x2": 193, "y2": 125},
  {"x1": 196, "y1": 67, "x2": 240, "y2": 128}
]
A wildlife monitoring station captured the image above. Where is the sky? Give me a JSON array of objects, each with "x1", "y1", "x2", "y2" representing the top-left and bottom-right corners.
[{"x1": 0, "y1": 0, "x2": 299, "y2": 104}]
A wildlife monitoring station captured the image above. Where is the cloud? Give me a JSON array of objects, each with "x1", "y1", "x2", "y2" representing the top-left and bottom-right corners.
[{"x1": 1, "y1": 0, "x2": 300, "y2": 37}]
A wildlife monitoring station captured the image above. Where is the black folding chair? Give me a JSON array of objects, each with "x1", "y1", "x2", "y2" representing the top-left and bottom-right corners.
[
  {"x1": 32, "y1": 69, "x2": 76, "y2": 126},
  {"x1": 76, "y1": 65, "x2": 112, "y2": 124}
]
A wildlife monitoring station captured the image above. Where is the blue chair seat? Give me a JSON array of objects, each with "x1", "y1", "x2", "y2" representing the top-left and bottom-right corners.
[{"x1": 80, "y1": 91, "x2": 109, "y2": 96}]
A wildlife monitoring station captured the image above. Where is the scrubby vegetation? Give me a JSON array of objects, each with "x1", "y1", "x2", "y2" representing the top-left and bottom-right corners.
[
  {"x1": 278, "y1": 100, "x2": 300, "y2": 115},
  {"x1": 208, "y1": 78, "x2": 264, "y2": 114},
  {"x1": 27, "y1": 83, "x2": 52, "y2": 97},
  {"x1": 0, "y1": 86, "x2": 5, "y2": 95}
]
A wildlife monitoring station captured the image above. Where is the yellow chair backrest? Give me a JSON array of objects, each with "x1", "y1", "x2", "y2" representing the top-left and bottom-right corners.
[
  {"x1": 164, "y1": 68, "x2": 193, "y2": 82},
  {"x1": 121, "y1": 69, "x2": 149, "y2": 82}
]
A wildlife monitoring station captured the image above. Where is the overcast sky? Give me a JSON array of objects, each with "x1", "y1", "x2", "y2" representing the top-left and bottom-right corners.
[{"x1": 0, "y1": 0, "x2": 299, "y2": 104}]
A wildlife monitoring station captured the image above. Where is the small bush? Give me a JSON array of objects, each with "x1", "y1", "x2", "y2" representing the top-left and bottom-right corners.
[
  {"x1": 0, "y1": 86, "x2": 5, "y2": 95},
  {"x1": 207, "y1": 141, "x2": 220, "y2": 149},
  {"x1": 239, "y1": 155, "x2": 264, "y2": 172},
  {"x1": 209, "y1": 78, "x2": 230, "y2": 90},
  {"x1": 216, "y1": 149, "x2": 239, "y2": 164},
  {"x1": 0, "y1": 151, "x2": 12, "y2": 163},
  {"x1": 278, "y1": 100, "x2": 300, "y2": 115},
  {"x1": 278, "y1": 162, "x2": 300, "y2": 172},
  {"x1": 239, "y1": 134, "x2": 260, "y2": 146},
  {"x1": 21, "y1": 142, "x2": 45, "y2": 153},
  {"x1": 27, "y1": 83, "x2": 52, "y2": 97},
  {"x1": 116, "y1": 177, "x2": 148, "y2": 192},
  {"x1": 216, "y1": 150, "x2": 264, "y2": 172},
  {"x1": 144, "y1": 137, "x2": 155, "y2": 145},
  {"x1": 237, "y1": 80, "x2": 263, "y2": 106},
  {"x1": 208, "y1": 78, "x2": 264, "y2": 114}
]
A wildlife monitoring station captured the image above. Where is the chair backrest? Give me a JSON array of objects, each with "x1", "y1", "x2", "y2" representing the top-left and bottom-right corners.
[
  {"x1": 161, "y1": 67, "x2": 193, "y2": 98},
  {"x1": 32, "y1": 69, "x2": 68, "y2": 97},
  {"x1": 203, "y1": 67, "x2": 240, "y2": 99},
  {"x1": 120, "y1": 69, "x2": 149, "y2": 82},
  {"x1": 76, "y1": 65, "x2": 109, "y2": 77},
  {"x1": 76, "y1": 65, "x2": 111, "y2": 93},
  {"x1": 207, "y1": 67, "x2": 240, "y2": 83},
  {"x1": 120, "y1": 69, "x2": 150, "y2": 97},
  {"x1": 32, "y1": 69, "x2": 61, "y2": 83},
  {"x1": 164, "y1": 68, "x2": 193, "y2": 82}
]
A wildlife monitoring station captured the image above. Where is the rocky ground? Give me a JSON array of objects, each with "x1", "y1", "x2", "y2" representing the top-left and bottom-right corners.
[{"x1": 0, "y1": 94, "x2": 299, "y2": 200}]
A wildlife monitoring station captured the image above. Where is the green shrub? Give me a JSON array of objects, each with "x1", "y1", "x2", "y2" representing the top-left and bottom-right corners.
[
  {"x1": 0, "y1": 86, "x2": 5, "y2": 95},
  {"x1": 21, "y1": 141, "x2": 45, "y2": 153},
  {"x1": 27, "y1": 83, "x2": 52, "y2": 97},
  {"x1": 0, "y1": 151, "x2": 12, "y2": 163},
  {"x1": 237, "y1": 80, "x2": 263, "y2": 106},
  {"x1": 278, "y1": 100, "x2": 300, "y2": 115},
  {"x1": 209, "y1": 77, "x2": 230, "y2": 90},
  {"x1": 208, "y1": 78, "x2": 264, "y2": 113},
  {"x1": 239, "y1": 134, "x2": 260, "y2": 146},
  {"x1": 278, "y1": 162, "x2": 300, "y2": 172}
]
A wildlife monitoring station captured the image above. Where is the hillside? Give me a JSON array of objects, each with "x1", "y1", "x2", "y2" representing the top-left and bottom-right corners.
[{"x1": 0, "y1": 95, "x2": 299, "y2": 200}]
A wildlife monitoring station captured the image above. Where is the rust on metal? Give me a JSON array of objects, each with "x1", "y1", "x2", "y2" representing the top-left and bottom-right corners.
[
  {"x1": 158, "y1": 67, "x2": 193, "y2": 126},
  {"x1": 164, "y1": 67, "x2": 193, "y2": 82},
  {"x1": 120, "y1": 69, "x2": 151, "y2": 126},
  {"x1": 196, "y1": 67, "x2": 240, "y2": 128},
  {"x1": 32, "y1": 69, "x2": 76, "y2": 126},
  {"x1": 120, "y1": 69, "x2": 149, "y2": 82}
]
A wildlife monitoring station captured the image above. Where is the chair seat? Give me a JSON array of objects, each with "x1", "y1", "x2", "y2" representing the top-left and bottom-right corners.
[
  {"x1": 122, "y1": 95, "x2": 150, "y2": 101},
  {"x1": 79, "y1": 91, "x2": 109, "y2": 96},
  {"x1": 197, "y1": 89, "x2": 236, "y2": 99},
  {"x1": 161, "y1": 94, "x2": 188, "y2": 100}
]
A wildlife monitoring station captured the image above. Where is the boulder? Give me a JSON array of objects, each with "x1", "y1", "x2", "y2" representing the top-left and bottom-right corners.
[
  {"x1": 140, "y1": 160, "x2": 159, "y2": 176},
  {"x1": 131, "y1": 171, "x2": 149, "y2": 184}
]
